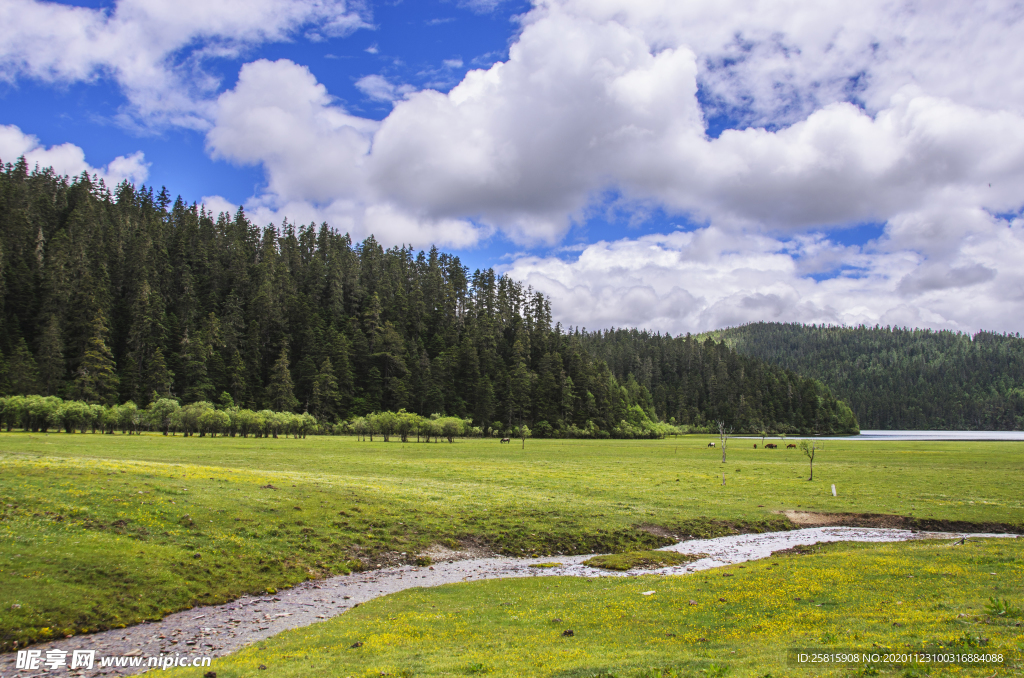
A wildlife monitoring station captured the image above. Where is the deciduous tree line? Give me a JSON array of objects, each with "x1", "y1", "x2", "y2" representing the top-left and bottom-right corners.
[
  {"x1": 0, "y1": 394, "x2": 318, "y2": 437},
  {"x1": 0, "y1": 160, "x2": 857, "y2": 436}
]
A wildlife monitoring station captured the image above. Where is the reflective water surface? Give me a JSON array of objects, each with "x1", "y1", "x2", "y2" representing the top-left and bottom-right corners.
[{"x1": 753, "y1": 430, "x2": 1024, "y2": 441}]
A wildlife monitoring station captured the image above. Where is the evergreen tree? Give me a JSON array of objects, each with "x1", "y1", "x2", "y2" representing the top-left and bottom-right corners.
[
  {"x1": 0, "y1": 162, "x2": 862, "y2": 435},
  {"x1": 310, "y1": 358, "x2": 341, "y2": 421},
  {"x1": 74, "y1": 317, "x2": 119, "y2": 405},
  {"x1": 227, "y1": 349, "x2": 248, "y2": 407},
  {"x1": 147, "y1": 346, "x2": 174, "y2": 399},
  {"x1": 179, "y1": 328, "x2": 213, "y2": 402},
  {"x1": 37, "y1": 314, "x2": 65, "y2": 395},
  {"x1": 267, "y1": 342, "x2": 299, "y2": 412},
  {"x1": 6, "y1": 337, "x2": 39, "y2": 395},
  {"x1": 474, "y1": 375, "x2": 495, "y2": 430}
]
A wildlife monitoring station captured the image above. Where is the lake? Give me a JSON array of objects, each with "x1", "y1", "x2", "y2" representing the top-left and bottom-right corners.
[{"x1": 743, "y1": 430, "x2": 1024, "y2": 441}]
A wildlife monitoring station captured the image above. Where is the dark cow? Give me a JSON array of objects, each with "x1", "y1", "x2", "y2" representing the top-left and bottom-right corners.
[{"x1": 753, "y1": 444, "x2": 757, "y2": 449}]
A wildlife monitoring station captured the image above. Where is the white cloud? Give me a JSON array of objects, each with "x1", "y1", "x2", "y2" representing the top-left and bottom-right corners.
[
  {"x1": 556, "y1": 0, "x2": 1024, "y2": 124},
  {"x1": 458, "y1": 0, "x2": 506, "y2": 13},
  {"x1": 197, "y1": 1, "x2": 1023, "y2": 247},
  {"x1": 365, "y1": 11, "x2": 705, "y2": 242},
  {"x1": 204, "y1": 59, "x2": 485, "y2": 249},
  {"x1": 189, "y1": 2, "x2": 1024, "y2": 336},
  {"x1": 503, "y1": 210, "x2": 1024, "y2": 335},
  {"x1": 207, "y1": 59, "x2": 378, "y2": 204},
  {"x1": 0, "y1": 124, "x2": 149, "y2": 186},
  {"x1": 199, "y1": 194, "x2": 238, "y2": 218},
  {"x1": 235, "y1": 197, "x2": 486, "y2": 250},
  {"x1": 355, "y1": 74, "x2": 416, "y2": 102},
  {"x1": 10, "y1": 0, "x2": 1024, "y2": 332},
  {"x1": 639, "y1": 94, "x2": 1024, "y2": 230},
  {"x1": 0, "y1": 0, "x2": 369, "y2": 127}
]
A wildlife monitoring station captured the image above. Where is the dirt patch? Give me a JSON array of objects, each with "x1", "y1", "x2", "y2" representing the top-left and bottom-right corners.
[
  {"x1": 418, "y1": 542, "x2": 496, "y2": 563},
  {"x1": 638, "y1": 517, "x2": 797, "y2": 542},
  {"x1": 782, "y1": 510, "x2": 1022, "y2": 534},
  {"x1": 635, "y1": 524, "x2": 684, "y2": 540}
]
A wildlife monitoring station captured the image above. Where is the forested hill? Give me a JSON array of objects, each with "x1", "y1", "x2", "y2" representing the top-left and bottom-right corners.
[
  {"x1": 0, "y1": 159, "x2": 857, "y2": 436},
  {"x1": 712, "y1": 322, "x2": 1024, "y2": 430},
  {"x1": 580, "y1": 329, "x2": 858, "y2": 434}
]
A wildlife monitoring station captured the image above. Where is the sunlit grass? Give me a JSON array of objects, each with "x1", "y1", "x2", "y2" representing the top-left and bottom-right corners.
[
  {"x1": 1, "y1": 432, "x2": 1022, "y2": 650},
  {"x1": 163, "y1": 538, "x2": 1024, "y2": 677}
]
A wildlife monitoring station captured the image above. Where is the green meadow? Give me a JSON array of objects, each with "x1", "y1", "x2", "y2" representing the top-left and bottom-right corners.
[
  {"x1": 166, "y1": 538, "x2": 1024, "y2": 678},
  {"x1": 1, "y1": 432, "x2": 1022, "y2": 661}
]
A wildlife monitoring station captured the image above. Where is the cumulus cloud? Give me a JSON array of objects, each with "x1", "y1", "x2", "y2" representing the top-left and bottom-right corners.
[
  {"x1": 195, "y1": 1, "x2": 1024, "y2": 247},
  {"x1": 207, "y1": 59, "x2": 378, "y2": 203},
  {"x1": 202, "y1": 59, "x2": 484, "y2": 248},
  {"x1": 557, "y1": 0, "x2": 1024, "y2": 124},
  {"x1": 0, "y1": 124, "x2": 149, "y2": 186},
  {"x1": 9, "y1": 0, "x2": 1024, "y2": 331},
  {"x1": 0, "y1": 0, "x2": 369, "y2": 127},
  {"x1": 355, "y1": 74, "x2": 416, "y2": 102},
  {"x1": 232, "y1": 197, "x2": 486, "y2": 250},
  {"x1": 503, "y1": 210, "x2": 1024, "y2": 335},
  {"x1": 199, "y1": 194, "x2": 238, "y2": 219}
]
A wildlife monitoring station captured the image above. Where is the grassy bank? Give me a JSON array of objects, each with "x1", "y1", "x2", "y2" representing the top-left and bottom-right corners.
[
  {"x1": 163, "y1": 537, "x2": 1024, "y2": 677},
  {"x1": 1, "y1": 433, "x2": 1022, "y2": 649}
]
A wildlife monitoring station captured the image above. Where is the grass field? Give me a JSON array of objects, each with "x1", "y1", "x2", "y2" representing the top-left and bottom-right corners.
[
  {"x1": 1, "y1": 432, "x2": 1023, "y2": 655},
  {"x1": 163, "y1": 537, "x2": 1024, "y2": 678}
]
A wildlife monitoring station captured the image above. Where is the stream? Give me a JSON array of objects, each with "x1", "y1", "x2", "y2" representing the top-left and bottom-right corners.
[{"x1": 1, "y1": 527, "x2": 1015, "y2": 677}]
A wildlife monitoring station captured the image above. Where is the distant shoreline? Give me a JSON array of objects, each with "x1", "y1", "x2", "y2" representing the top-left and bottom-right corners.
[{"x1": 741, "y1": 430, "x2": 1024, "y2": 441}]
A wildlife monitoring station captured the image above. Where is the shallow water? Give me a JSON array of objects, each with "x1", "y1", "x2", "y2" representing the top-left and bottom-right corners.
[
  {"x1": 745, "y1": 429, "x2": 1024, "y2": 441},
  {"x1": 2, "y1": 527, "x2": 1015, "y2": 677}
]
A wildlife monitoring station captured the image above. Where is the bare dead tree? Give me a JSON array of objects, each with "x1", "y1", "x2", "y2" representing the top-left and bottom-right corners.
[
  {"x1": 716, "y1": 419, "x2": 732, "y2": 463},
  {"x1": 800, "y1": 440, "x2": 817, "y2": 480}
]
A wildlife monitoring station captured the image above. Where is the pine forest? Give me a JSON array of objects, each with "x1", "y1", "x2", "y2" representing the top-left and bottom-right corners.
[
  {"x1": 716, "y1": 322, "x2": 1024, "y2": 430},
  {"x1": 0, "y1": 160, "x2": 859, "y2": 437}
]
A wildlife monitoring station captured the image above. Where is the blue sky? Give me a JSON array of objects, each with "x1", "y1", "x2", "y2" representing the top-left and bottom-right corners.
[
  {"x1": 2, "y1": 0, "x2": 1023, "y2": 334},
  {"x1": 0, "y1": 1, "x2": 529, "y2": 233}
]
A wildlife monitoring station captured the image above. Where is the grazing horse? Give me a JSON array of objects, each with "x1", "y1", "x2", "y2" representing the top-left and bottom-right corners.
[
  {"x1": 765, "y1": 443, "x2": 777, "y2": 449},
  {"x1": 753, "y1": 444, "x2": 758, "y2": 449},
  {"x1": 787, "y1": 443, "x2": 797, "y2": 448},
  {"x1": 500, "y1": 437, "x2": 510, "y2": 444},
  {"x1": 708, "y1": 442, "x2": 716, "y2": 448}
]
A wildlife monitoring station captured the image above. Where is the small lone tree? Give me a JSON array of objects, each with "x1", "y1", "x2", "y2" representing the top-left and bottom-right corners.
[
  {"x1": 520, "y1": 423, "x2": 531, "y2": 449},
  {"x1": 716, "y1": 419, "x2": 732, "y2": 463},
  {"x1": 799, "y1": 440, "x2": 817, "y2": 481}
]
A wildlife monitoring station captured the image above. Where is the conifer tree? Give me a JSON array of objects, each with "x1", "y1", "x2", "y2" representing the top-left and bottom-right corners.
[
  {"x1": 267, "y1": 342, "x2": 299, "y2": 412},
  {"x1": 147, "y1": 346, "x2": 174, "y2": 399},
  {"x1": 227, "y1": 349, "x2": 248, "y2": 407},
  {"x1": 179, "y1": 328, "x2": 213, "y2": 403},
  {"x1": 74, "y1": 317, "x2": 119, "y2": 404},
  {"x1": 474, "y1": 375, "x2": 495, "y2": 430},
  {"x1": 311, "y1": 358, "x2": 341, "y2": 421},
  {"x1": 0, "y1": 163, "x2": 861, "y2": 434},
  {"x1": 6, "y1": 337, "x2": 39, "y2": 395}
]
